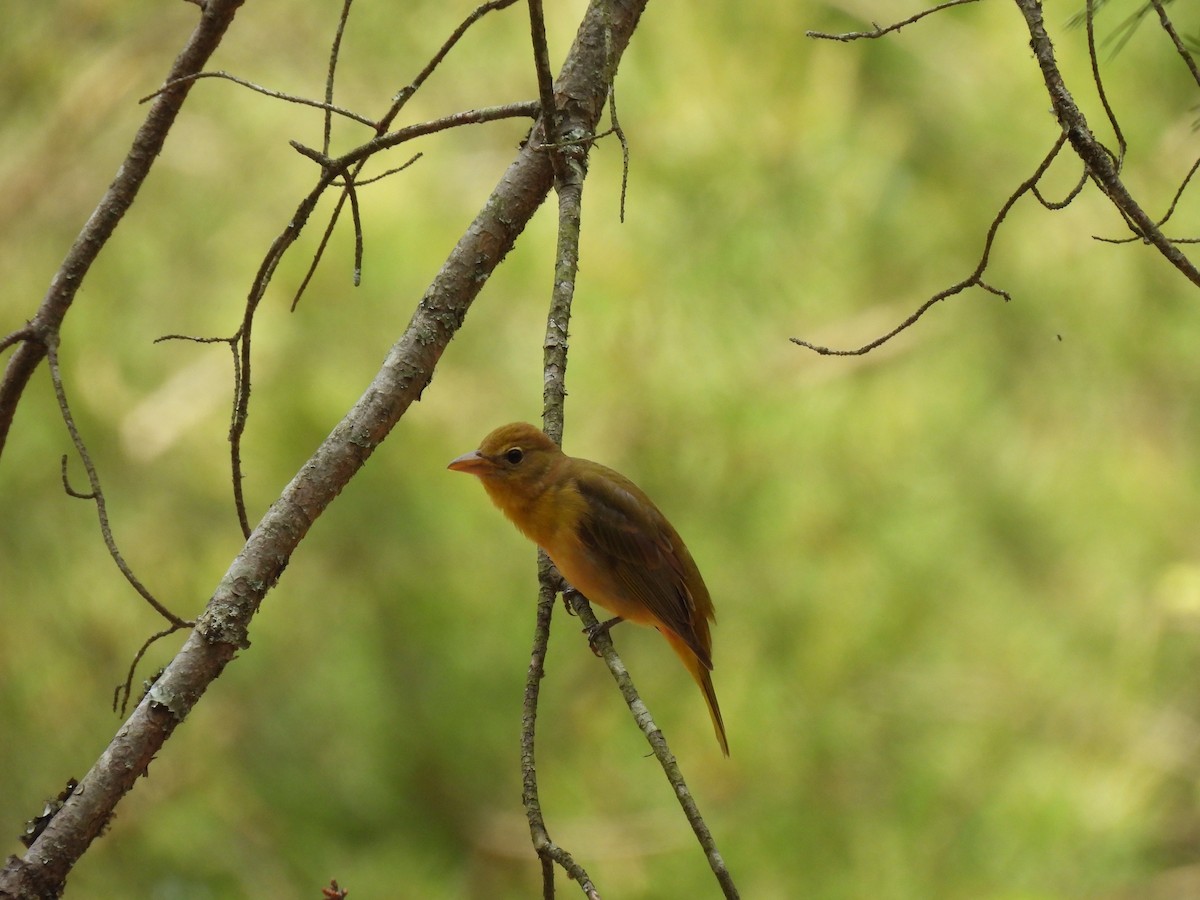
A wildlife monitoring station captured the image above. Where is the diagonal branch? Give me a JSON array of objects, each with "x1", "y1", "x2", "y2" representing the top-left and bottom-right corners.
[
  {"x1": 564, "y1": 591, "x2": 741, "y2": 899},
  {"x1": 0, "y1": 0, "x2": 247, "y2": 459},
  {"x1": 1014, "y1": 0, "x2": 1200, "y2": 288}
]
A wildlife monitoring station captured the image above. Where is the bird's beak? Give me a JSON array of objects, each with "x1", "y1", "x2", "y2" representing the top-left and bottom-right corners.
[{"x1": 447, "y1": 449, "x2": 490, "y2": 475}]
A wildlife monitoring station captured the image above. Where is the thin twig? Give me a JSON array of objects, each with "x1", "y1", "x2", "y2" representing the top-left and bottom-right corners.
[
  {"x1": 291, "y1": 0, "x2": 522, "y2": 310},
  {"x1": 1149, "y1": 0, "x2": 1200, "y2": 89},
  {"x1": 0, "y1": 327, "x2": 35, "y2": 355},
  {"x1": 47, "y1": 342, "x2": 191, "y2": 629},
  {"x1": 113, "y1": 624, "x2": 192, "y2": 716},
  {"x1": 603, "y1": 24, "x2": 631, "y2": 223},
  {"x1": 139, "y1": 71, "x2": 376, "y2": 129},
  {"x1": 522, "y1": 570, "x2": 602, "y2": 900},
  {"x1": 1015, "y1": 0, "x2": 1200, "y2": 287},
  {"x1": 1032, "y1": 167, "x2": 1088, "y2": 210},
  {"x1": 343, "y1": 174, "x2": 365, "y2": 286},
  {"x1": 528, "y1": 0, "x2": 561, "y2": 145},
  {"x1": 324, "y1": 0, "x2": 356, "y2": 154},
  {"x1": 380, "y1": 0, "x2": 521, "y2": 130},
  {"x1": 290, "y1": 101, "x2": 538, "y2": 310},
  {"x1": 793, "y1": 133, "x2": 1069, "y2": 355},
  {"x1": 1094, "y1": 156, "x2": 1200, "y2": 244},
  {"x1": 564, "y1": 592, "x2": 740, "y2": 899},
  {"x1": 807, "y1": 0, "x2": 981, "y2": 41},
  {"x1": 0, "y1": 0, "x2": 247, "y2": 460},
  {"x1": 1085, "y1": 0, "x2": 1126, "y2": 168},
  {"x1": 59, "y1": 455, "x2": 96, "y2": 500},
  {"x1": 338, "y1": 153, "x2": 422, "y2": 187}
]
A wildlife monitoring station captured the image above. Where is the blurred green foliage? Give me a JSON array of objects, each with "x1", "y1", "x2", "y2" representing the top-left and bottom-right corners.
[{"x1": 4, "y1": 1, "x2": 1200, "y2": 897}]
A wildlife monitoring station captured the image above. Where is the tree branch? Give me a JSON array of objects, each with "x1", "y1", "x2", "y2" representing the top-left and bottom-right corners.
[
  {"x1": 1014, "y1": 0, "x2": 1200, "y2": 287},
  {"x1": 0, "y1": 0, "x2": 648, "y2": 895},
  {"x1": 0, "y1": 0, "x2": 247, "y2": 459}
]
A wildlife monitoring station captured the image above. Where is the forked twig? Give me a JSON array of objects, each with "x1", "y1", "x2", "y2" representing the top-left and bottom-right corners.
[
  {"x1": 293, "y1": 0, "x2": 523, "y2": 311},
  {"x1": 1016, "y1": 0, "x2": 1200, "y2": 287},
  {"x1": 807, "y1": 0, "x2": 980, "y2": 41},
  {"x1": 47, "y1": 342, "x2": 191, "y2": 630},
  {"x1": 796, "y1": 0, "x2": 1200, "y2": 356},
  {"x1": 792, "y1": 134, "x2": 1069, "y2": 355},
  {"x1": 139, "y1": 71, "x2": 376, "y2": 128},
  {"x1": 0, "y1": 0, "x2": 247, "y2": 459},
  {"x1": 1095, "y1": 156, "x2": 1200, "y2": 244}
]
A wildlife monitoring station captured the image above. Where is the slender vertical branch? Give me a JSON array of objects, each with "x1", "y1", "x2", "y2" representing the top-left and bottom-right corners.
[
  {"x1": 323, "y1": 0, "x2": 355, "y2": 155},
  {"x1": 523, "y1": 9, "x2": 737, "y2": 894},
  {"x1": 523, "y1": 5, "x2": 594, "y2": 886}
]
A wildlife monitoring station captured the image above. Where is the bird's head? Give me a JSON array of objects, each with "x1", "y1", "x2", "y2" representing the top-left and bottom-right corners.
[{"x1": 447, "y1": 422, "x2": 564, "y2": 493}]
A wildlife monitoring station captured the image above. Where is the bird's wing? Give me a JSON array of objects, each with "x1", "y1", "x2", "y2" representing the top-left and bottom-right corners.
[{"x1": 573, "y1": 469, "x2": 713, "y2": 669}]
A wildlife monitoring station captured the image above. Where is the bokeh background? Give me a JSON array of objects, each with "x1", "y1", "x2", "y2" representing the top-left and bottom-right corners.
[{"x1": 4, "y1": 1, "x2": 1200, "y2": 897}]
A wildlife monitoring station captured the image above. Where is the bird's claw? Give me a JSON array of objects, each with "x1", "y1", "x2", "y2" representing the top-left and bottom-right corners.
[{"x1": 583, "y1": 616, "x2": 624, "y2": 656}]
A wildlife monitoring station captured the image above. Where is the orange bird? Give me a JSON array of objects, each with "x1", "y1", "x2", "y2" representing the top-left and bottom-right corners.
[{"x1": 448, "y1": 422, "x2": 728, "y2": 755}]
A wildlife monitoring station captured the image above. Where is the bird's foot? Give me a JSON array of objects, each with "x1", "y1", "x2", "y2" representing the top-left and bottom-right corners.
[{"x1": 583, "y1": 616, "x2": 624, "y2": 657}]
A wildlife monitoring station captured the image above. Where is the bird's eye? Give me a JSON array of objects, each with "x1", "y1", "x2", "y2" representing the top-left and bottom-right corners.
[{"x1": 504, "y1": 447, "x2": 524, "y2": 465}]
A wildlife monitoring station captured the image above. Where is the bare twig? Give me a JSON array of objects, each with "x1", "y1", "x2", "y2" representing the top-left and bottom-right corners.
[
  {"x1": 1032, "y1": 166, "x2": 1088, "y2": 210},
  {"x1": 338, "y1": 153, "x2": 422, "y2": 187},
  {"x1": 564, "y1": 592, "x2": 740, "y2": 899},
  {"x1": 324, "y1": 0, "x2": 356, "y2": 154},
  {"x1": 290, "y1": 100, "x2": 539, "y2": 311},
  {"x1": 0, "y1": 0, "x2": 247, "y2": 459},
  {"x1": 1149, "y1": 0, "x2": 1200, "y2": 89},
  {"x1": 343, "y1": 173, "x2": 365, "y2": 286},
  {"x1": 793, "y1": 134, "x2": 1069, "y2": 355},
  {"x1": 797, "y1": 0, "x2": 1200, "y2": 357},
  {"x1": 1085, "y1": 0, "x2": 1126, "y2": 167},
  {"x1": 528, "y1": 0, "x2": 561, "y2": 152},
  {"x1": 601, "y1": 23, "x2": 631, "y2": 223},
  {"x1": 48, "y1": 342, "x2": 191, "y2": 629},
  {"x1": 139, "y1": 70, "x2": 376, "y2": 129},
  {"x1": 1094, "y1": 156, "x2": 1200, "y2": 244},
  {"x1": 293, "y1": 0, "x2": 523, "y2": 312},
  {"x1": 381, "y1": 0, "x2": 521, "y2": 130},
  {"x1": 1015, "y1": 0, "x2": 1200, "y2": 288},
  {"x1": 608, "y1": 87, "x2": 631, "y2": 223},
  {"x1": 522, "y1": 570, "x2": 602, "y2": 900},
  {"x1": 807, "y1": 0, "x2": 981, "y2": 41},
  {"x1": 113, "y1": 624, "x2": 192, "y2": 716}
]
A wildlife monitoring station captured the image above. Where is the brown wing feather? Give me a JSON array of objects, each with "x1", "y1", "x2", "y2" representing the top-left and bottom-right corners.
[{"x1": 573, "y1": 466, "x2": 714, "y2": 669}]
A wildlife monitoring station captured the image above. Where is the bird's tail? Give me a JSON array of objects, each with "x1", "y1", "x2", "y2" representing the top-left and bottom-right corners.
[{"x1": 665, "y1": 631, "x2": 729, "y2": 756}]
